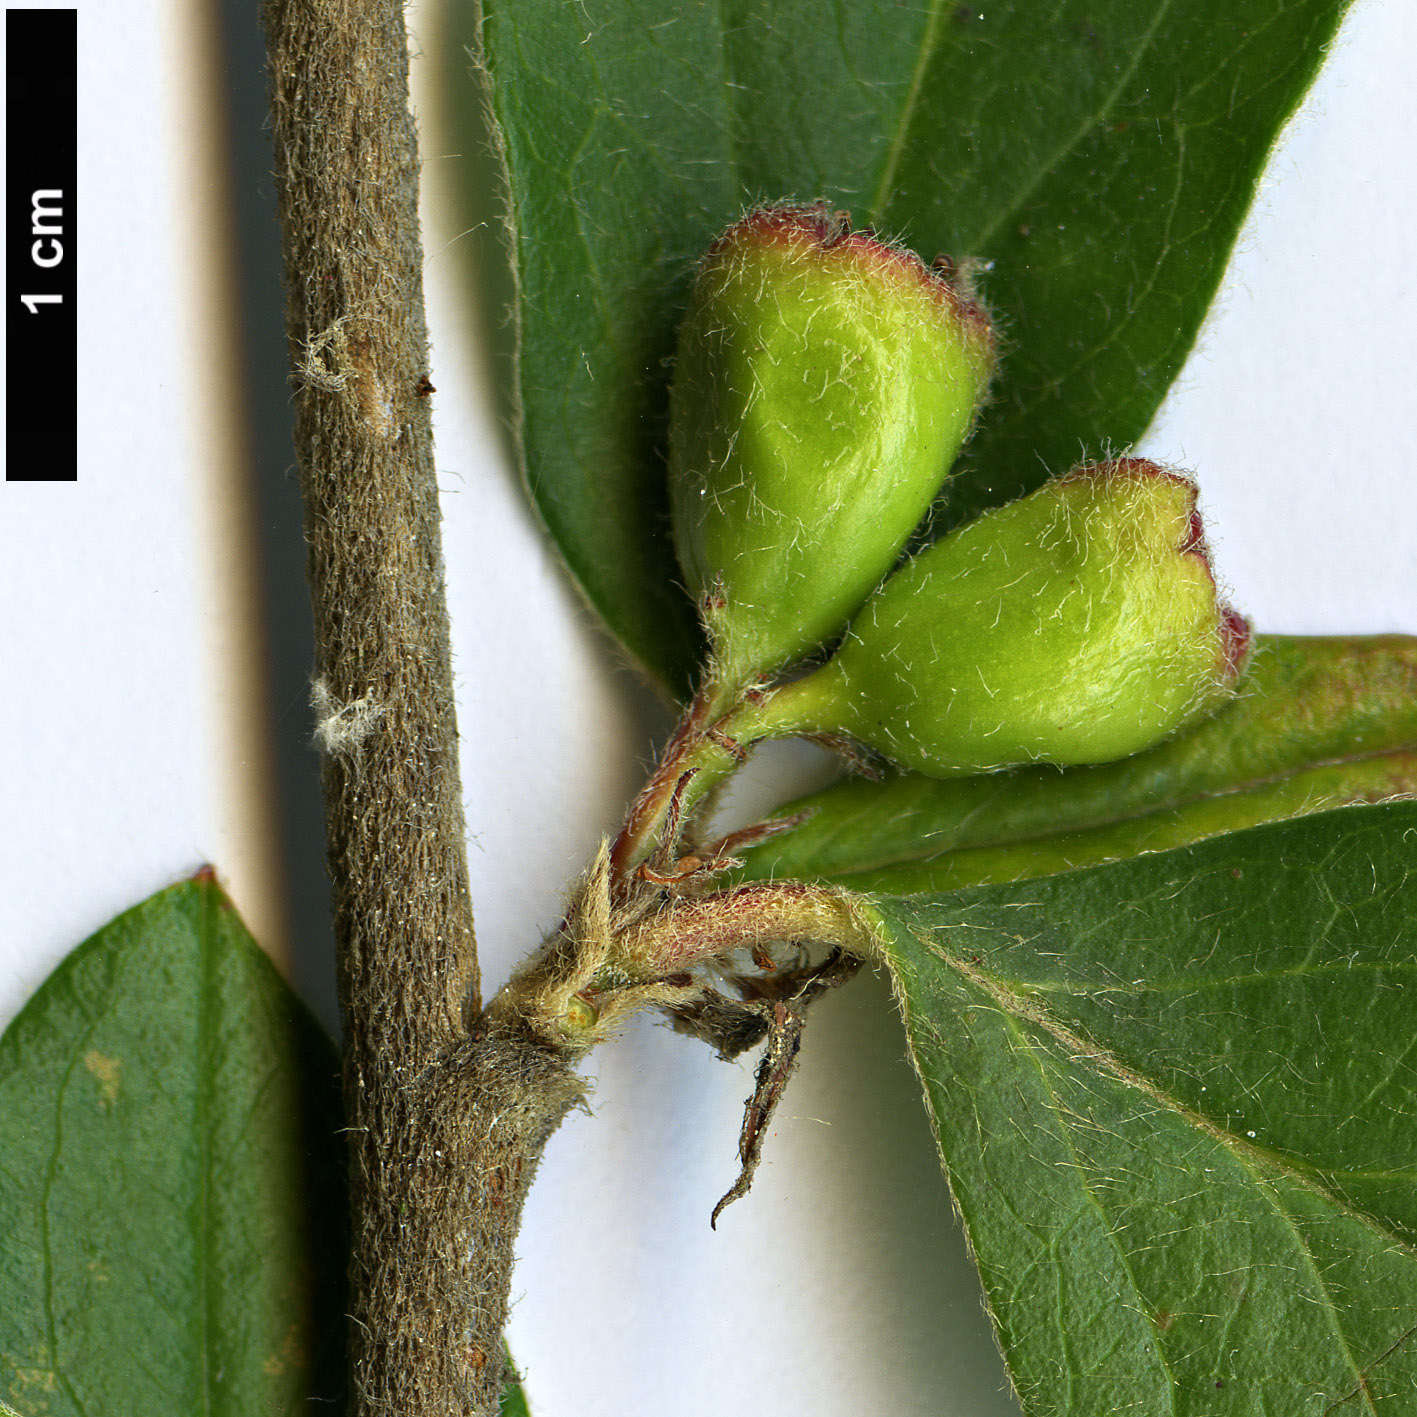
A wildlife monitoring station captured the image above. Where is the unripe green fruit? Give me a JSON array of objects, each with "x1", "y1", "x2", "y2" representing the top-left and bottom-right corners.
[
  {"x1": 762, "y1": 459, "x2": 1252, "y2": 775},
  {"x1": 669, "y1": 202, "x2": 995, "y2": 691}
]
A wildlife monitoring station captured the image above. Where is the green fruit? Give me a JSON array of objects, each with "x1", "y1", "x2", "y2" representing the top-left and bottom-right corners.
[
  {"x1": 669, "y1": 202, "x2": 995, "y2": 693},
  {"x1": 758, "y1": 459, "x2": 1252, "y2": 774}
]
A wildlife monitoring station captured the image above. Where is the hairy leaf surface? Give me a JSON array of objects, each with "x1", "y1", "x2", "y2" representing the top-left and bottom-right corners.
[
  {"x1": 743, "y1": 635, "x2": 1417, "y2": 890},
  {"x1": 0, "y1": 875, "x2": 346, "y2": 1415},
  {"x1": 874, "y1": 800, "x2": 1417, "y2": 1413},
  {"x1": 501, "y1": 1360, "x2": 533, "y2": 1417},
  {"x1": 475, "y1": 0, "x2": 1353, "y2": 691}
]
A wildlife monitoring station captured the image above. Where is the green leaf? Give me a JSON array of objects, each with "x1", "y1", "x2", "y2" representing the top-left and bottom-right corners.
[
  {"x1": 500, "y1": 1347, "x2": 533, "y2": 1417},
  {"x1": 872, "y1": 800, "x2": 1417, "y2": 1413},
  {"x1": 473, "y1": 0, "x2": 1353, "y2": 691},
  {"x1": 0, "y1": 874, "x2": 346, "y2": 1415},
  {"x1": 742, "y1": 635, "x2": 1417, "y2": 890}
]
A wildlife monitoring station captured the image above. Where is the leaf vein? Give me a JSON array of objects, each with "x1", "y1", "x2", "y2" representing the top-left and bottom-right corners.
[
  {"x1": 1245, "y1": 1173, "x2": 1383, "y2": 1414},
  {"x1": 962, "y1": 0, "x2": 1182, "y2": 253},
  {"x1": 867, "y1": 0, "x2": 948, "y2": 223},
  {"x1": 1002, "y1": 1010, "x2": 1182, "y2": 1407},
  {"x1": 910, "y1": 926, "x2": 1417, "y2": 1260}
]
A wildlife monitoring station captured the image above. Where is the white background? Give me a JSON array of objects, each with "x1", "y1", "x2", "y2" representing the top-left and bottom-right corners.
[{"x1": 2, "y1": 1, "x2": 1414, "y2": 1413}]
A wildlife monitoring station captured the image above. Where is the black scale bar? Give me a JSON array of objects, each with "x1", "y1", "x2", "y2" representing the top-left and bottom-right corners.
[{"x1": 6, "y1": 8, "x2": 77, "y2": 481}]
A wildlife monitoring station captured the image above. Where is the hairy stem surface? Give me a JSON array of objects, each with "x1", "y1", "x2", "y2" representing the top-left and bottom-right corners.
[{"x1": 263, "y1": 1, "x2": 581, "y2": 1410}]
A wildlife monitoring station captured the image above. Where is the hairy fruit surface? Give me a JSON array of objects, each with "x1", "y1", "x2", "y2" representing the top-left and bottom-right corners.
[
  {"x1": 760, "y1": 458, "x2": 1252, "y2": 774},
  {"x1": 668, "y1": 202, "x2": 995, "y2": 692}
]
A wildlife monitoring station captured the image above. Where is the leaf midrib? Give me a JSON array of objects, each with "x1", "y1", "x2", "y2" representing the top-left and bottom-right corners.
[
  {"x1": 1245, "y1": 1162, "x2": 1382, "y2": 1415},
  {"x1": 866, "y1": 0, "x2": 949, "y2": 222},
  {"x1": 910, "y1": 926, "x2": 1417, "y2": 1260},
  {"x1": 999, "y1": 1006, "x2": 1182, "y2": 1409}
]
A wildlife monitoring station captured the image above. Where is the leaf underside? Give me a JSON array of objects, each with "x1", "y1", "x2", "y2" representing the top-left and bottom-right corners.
[
  {"x1": 875, "y1": 799, "x2": 1417, "y2": 1415},
  {"x1": 475, "y1": 0, "x2": 1353, "y2": 693},
  {"x1": 0, "y1": 876, "x2": 347, "y2": 1416}
]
